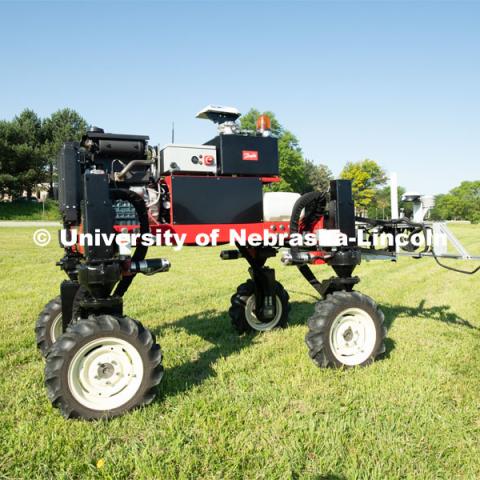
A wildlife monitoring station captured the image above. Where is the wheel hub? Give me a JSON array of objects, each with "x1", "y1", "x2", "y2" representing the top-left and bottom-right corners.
[
  {"x1": 244, "y1": 294, "x2": 283, "y2": 331},
  {"x1": 97, "y1": 362, "x2": 115, "y2": 379},
  {"x1": 329, "y1": 308, "x2": 377, "y2": 366},
  {"x1": 343, "y1": 327, "x2": 354, "y2": 342},
  {"x1": 68, "y1": 337, "x2": 144, "y2": 411}
]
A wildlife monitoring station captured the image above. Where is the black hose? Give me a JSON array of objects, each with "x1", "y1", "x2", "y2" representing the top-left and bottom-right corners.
[
  {"x1": 110, "y1": 189, "x2": 150, "y2": 296},
  {"x1": 289, "y1": 191, "x2": 328, "y2": 296},
  {"x1": 289, "y1": 191, "x2": 327, "y2": 261}
]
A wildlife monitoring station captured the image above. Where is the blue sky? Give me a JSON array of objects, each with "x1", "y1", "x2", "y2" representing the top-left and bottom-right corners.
[{"x1": 0, "y1": 1, "x2": 478, "y2": 194}]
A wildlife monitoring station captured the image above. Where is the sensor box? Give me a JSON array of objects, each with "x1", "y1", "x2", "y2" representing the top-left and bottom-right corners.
[{"x1": 159, "y1": 144, "x2": 217, "y2": 174}]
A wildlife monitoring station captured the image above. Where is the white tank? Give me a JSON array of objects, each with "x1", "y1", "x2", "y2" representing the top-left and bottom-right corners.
[{"x1": 263, "y1": 192, "x2": 301, "y2": 222}]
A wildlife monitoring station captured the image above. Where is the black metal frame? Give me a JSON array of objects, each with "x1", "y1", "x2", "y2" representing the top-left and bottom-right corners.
[{"x1": 56, "y1": 130, "x2": 168, "y2": 331}]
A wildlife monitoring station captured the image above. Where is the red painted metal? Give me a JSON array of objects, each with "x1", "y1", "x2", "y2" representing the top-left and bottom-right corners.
[{"x1": 260, "y1": 176, "x2": 280, "y2": 183}]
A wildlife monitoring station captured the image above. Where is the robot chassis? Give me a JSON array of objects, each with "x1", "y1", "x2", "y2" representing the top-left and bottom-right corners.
[{"x1": 35, "y1": 106, "x2": 480, "y2": 419}]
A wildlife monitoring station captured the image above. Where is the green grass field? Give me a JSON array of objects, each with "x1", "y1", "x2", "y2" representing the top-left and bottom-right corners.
[
  {"x1": 0, "y1": 225, "x2": 479, "y2": 479},
  {"x1": 0, "y1": 200, "x2": 61, "y2": 221}
]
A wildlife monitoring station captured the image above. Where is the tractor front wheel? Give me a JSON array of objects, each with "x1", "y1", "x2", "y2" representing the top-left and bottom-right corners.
[
  {"x1": 35, "y1": 296, "x2": 64, "y2": 357},
  {"x1": 305, "y1": 291, "x2": 387, "y2": 368},
  {"x1": 44, "y1": 314, "x2": 163, "y2": 420},
  {"x1": 229, "y1": 280, "x2": 289, "y2": 334}
]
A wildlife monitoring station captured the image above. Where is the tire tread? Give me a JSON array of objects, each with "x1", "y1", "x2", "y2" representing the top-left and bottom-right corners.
[
  {"x1": 35, "y1": 296, "x2": 63, "y2": 357},
  {"x1": 44, "y1": 314, "x2": 163, "y2": 420},
  {"x1": 305, "y1": 291, "x2": 387, "y2": 369}
]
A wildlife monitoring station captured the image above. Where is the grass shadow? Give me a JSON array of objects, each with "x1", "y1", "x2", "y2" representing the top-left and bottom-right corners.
[
  {"x1": 151, "y1": 300, "x2": 315, "y2": 401},
  {"x1": 152, "y1": 309, "x2": 255, "y2": 401},
  {"x1": 381, "y1": 299, "x2": 478, "y2": 331},
  {"x1": 150, "y1": 298, "x2": 474, "y2": 401}
]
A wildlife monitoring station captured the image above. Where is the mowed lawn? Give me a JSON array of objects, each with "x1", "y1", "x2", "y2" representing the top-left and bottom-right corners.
[{"x1": 0, "y1": 225, "x2": 479, "y2": 479}]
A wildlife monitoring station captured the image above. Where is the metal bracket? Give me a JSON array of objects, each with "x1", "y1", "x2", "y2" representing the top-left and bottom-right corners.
[{"x1": 432, "y1": 222, "x2": 472, "y2": 259}]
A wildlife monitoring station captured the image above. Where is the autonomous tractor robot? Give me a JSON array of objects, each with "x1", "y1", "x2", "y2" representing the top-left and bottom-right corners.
[{"x1": 35, "y1": 106, "x2": 479, "y2": 419}]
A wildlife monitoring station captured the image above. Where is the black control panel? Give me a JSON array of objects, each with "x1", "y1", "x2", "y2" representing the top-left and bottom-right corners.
[{"x1": 170, "y1": 176, "x2": 263, "y2": 224}]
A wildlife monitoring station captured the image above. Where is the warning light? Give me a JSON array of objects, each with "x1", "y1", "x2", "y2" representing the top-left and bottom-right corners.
[{"x1": 256, "y1": 114, "x2": 271, "y2": 134}]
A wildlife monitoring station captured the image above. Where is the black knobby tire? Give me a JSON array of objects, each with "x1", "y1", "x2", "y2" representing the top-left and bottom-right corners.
[
  {"x1": 35, "y1": 296, "x2": 63, "y2": 357},
  {"x1": 45, "y1": 315, "x2": 163, "y2": 420},
  {"x1": 305, "y1": 291, "x2": 387, "y2": 368},
  {"x1": 229, "y1": 280, "x2": 290, "y2": 334}
]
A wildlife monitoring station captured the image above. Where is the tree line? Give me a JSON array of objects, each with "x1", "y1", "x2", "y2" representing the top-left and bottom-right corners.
[
  {"x1": 0, "y1": 109, "x2": 87, "y2": 198},
  {"x1": 430, "y1": 181, "x2": 480, "y2": 223},
  {"x1": 0, "y1": 108, "x2": 477, "y2": 222}
]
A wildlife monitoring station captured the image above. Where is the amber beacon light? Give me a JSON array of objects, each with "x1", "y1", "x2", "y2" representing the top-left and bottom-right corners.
[{"x1": 256, "y1": 114, "x2": 271, "y2": 135}]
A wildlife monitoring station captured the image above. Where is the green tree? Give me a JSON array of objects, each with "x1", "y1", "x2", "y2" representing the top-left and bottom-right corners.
[
  {"x1": 0, "y1": 109, "x2": 46, "y2": 198},
  {"x1": 430, "y1": 181, "x2": 480, "y2": 223},
  {"x1": 340, "y1": 159, "x2": 387, "y2": 214},
  {"x1": 0, "y1": 108, "x2": 88, "y2": 199},
  {"x1": 43, "y1": 108, "x2": 88, "y2": 196},
  {"x1": 304, "y1": 160, "x2": 332, "y2": 193},
  {"x1": 240, "y1": 109, "x2": 310, "y2": 193},
  {"x1": 368, "y1": 185, "x2": 407, "y2": 219}
]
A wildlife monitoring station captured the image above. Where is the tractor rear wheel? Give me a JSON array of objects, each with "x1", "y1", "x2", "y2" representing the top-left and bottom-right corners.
[
  {"x1": 305, "y1": 291, "x2": 386, "y2": 368},
  {"x1": 44, "y1": 314, "x2": 163, "y2": 420},
  {"x1": 229, "y1": 280, "x2": 289, "y2": 334},
  {"x1": 35, "y1": 296, "x2": 64, "y2": 357}
]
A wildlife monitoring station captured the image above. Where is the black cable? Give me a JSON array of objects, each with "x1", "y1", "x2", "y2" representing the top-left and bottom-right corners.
[
  {"x1": 394, "y1": 220, "x2": 479, "y2": 274},
  {"x1": 431, "y1": 248, "x2": 480, "y2": 275}
]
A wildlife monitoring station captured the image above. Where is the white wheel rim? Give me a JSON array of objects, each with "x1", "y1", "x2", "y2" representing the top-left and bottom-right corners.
[
  {"x1": 68, "y1": 337, "x2": 144, "y2": 411},
  {"x1": 244, "y1": 294, "x2": 283, "y2": 331},
  {"x1": 50, "y1": 313, "x2": 63, "y2": 344},
  {"x1": 329, "y1": 308, "x2": 377, "y2": 366}
]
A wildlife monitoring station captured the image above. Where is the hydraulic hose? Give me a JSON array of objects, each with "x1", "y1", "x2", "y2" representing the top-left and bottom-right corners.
[
  {"x1": 289, "y1": 191, "x2": 328, "y2": 296},
  {"x1": 289, "y1": 191, "x2": 327, "y2": 262},
  {"x1": 111, "y1": 188, "x2": 150, "y2": 296}
]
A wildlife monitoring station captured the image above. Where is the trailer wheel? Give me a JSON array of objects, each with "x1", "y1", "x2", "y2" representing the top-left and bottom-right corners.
[
  {"x1": 305, "y1": 291, "x2": 386, "y2": 368},
  {"x1": 45, "y1": 315, "x2": 163, "y2": 420},
  {"x1": 229, "y1": 280, "x2": 289, "y2": 334},
  {"x1": 35, "y1": 296, "x2": 64, "y2": 357}
]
